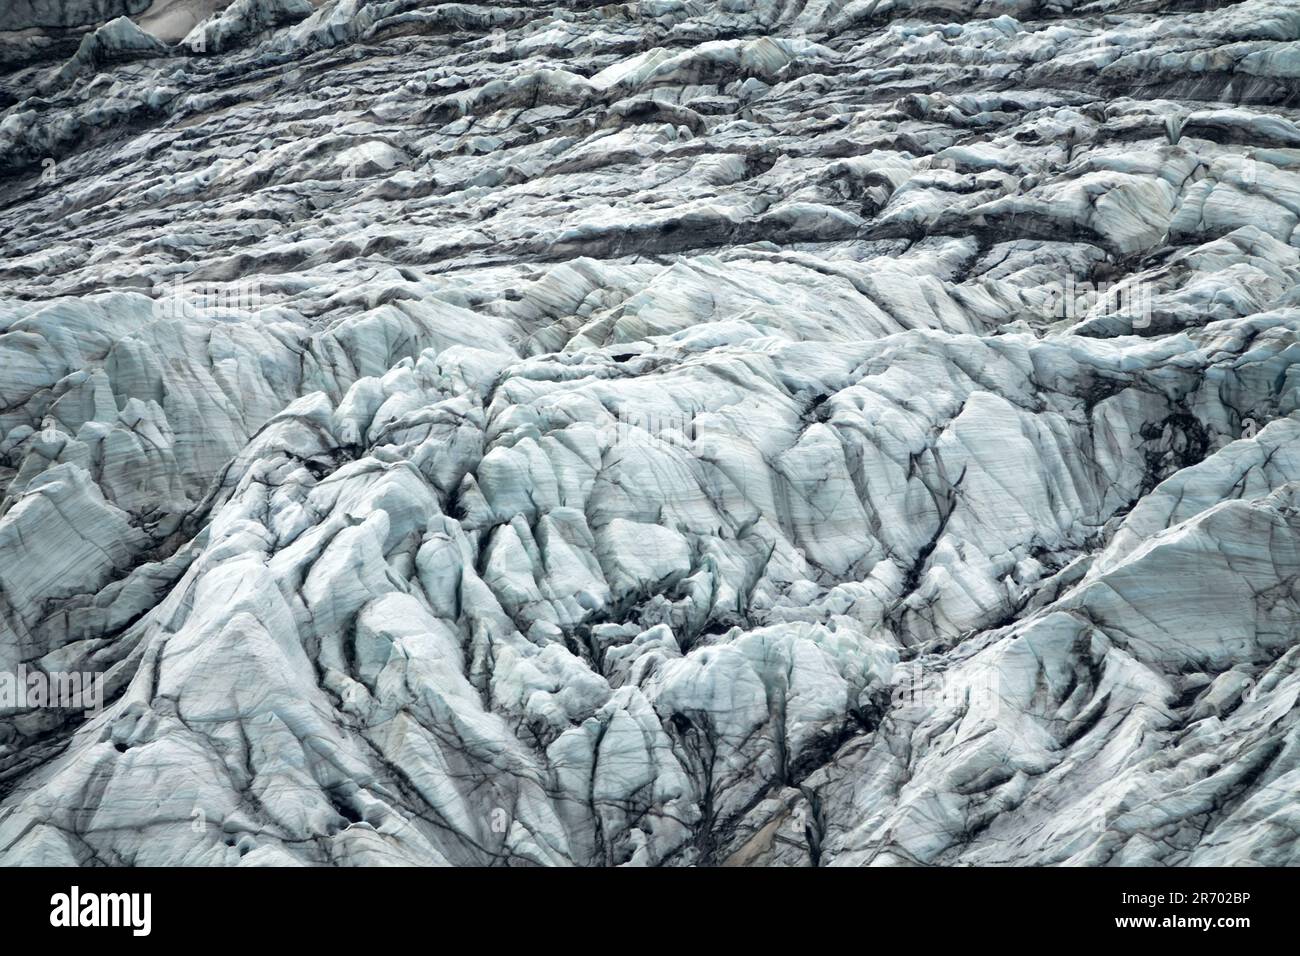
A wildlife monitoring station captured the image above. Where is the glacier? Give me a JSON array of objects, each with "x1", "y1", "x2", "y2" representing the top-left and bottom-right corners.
[{"x1": 0, "y1": 0, "x2": 1299, "y2": 867}]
